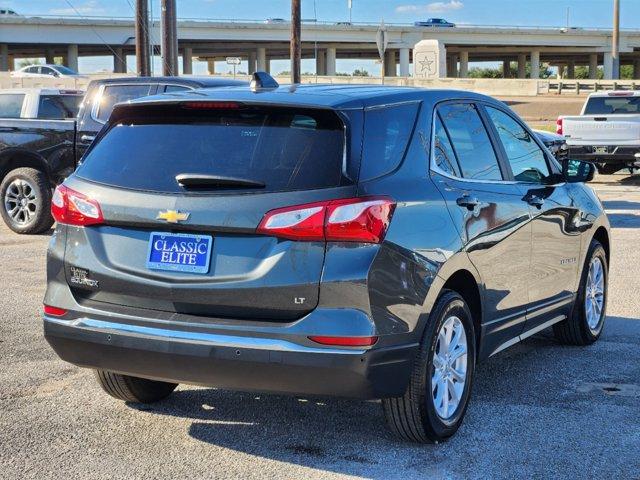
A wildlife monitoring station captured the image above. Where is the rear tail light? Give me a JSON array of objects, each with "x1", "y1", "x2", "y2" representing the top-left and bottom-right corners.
[
  {"x1": 43, "y1": 305, "x2": 68, "y2": 317},
  {"x1": 181, "y1": 101, "x2": 241, "y2": 109},
  {"x1": 556, "y1": 117, "x2": 563, "y2": 135},
  {"x1": 607, "y1": 91, "x2": 633, "y2": 97},
  {"x1": 51, "y1": 185, "x2": 104, "y2": 227},
  {"x1": 308, "y1": 335, "x2": 378, "y2": 347},
  {"x1": 257, "y1": 197, "x2": 396, "y2": 243}
]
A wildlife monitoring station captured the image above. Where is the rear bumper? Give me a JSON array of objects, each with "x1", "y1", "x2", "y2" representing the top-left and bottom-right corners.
[
  {"x1": 44, "y1": 315, "x2": 418, "y2": 399},
  {"x1": 567, "y1": 145, "x2": 640, "y2": 165}
]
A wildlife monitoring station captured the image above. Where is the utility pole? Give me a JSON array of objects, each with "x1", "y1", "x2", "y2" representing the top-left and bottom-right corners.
[
  {"x1": 135, "y1": 0, "x2": 150, "y2": 76},
  {"x1": 291, "y1": 0, "x2": 301, "y2": 83},
  {"x1": 161, "y1": 0, "x2": 179, "y2": 76},
  {"x1": 612, "y1": 0, "x2": 620, "y2": 79}
]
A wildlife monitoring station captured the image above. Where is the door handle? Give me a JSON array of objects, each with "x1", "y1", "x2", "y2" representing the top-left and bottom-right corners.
[
  {"x1": 526, "y1": 195, "x2": 545, "y2": 208},
  {"x1": 80, "y1": 134, "x2": 95, "y2": 143},
  {"x1": 456, "y1": 195, "x2": 479, "y2": 210}
]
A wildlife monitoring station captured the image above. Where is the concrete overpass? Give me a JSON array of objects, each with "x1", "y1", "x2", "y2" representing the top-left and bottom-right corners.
[{"x1": 0, "y1": 15, "x2": 639, "y2": 79}]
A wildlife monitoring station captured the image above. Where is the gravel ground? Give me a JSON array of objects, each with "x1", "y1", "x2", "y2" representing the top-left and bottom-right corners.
[{"x1": 1, "y1": 174, "x2": 639, "y2": 480}]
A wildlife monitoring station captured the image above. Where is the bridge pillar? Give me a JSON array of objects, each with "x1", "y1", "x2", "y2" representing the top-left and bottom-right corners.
[
  {"x1": 326, "y1": 47, "x2": 336, "y2": 76},
  {"x1": 459, "y1": 51, "x2": 468, "y2": 78},
  {"x1": 502, "y1": 60, "x2": 510, "y2": 78},
  {"x1": 45, "y1": 48, "x2": 55, "y2": 65},
  {"x1": 248, "y1": 51, "x2": 257, "y2": 74},
  {"x1": 566, "y1": 60, "x2": 575, "y2": 79},
  {"x1": 207, "y1": 58, "x2": 215, "y2": 75},
  {"x1": 589, "y1": 53, "x2": 598, "y2": 79},
  {"x1": 530, "y1": 50, "x2": 540, "y2": 79},
  {"x1": 315, "y1": 50, "x2": 326, "y2": 75},
  {"x1": 634, "y1": 59, "x2": 640, "y2": 80},
  {"x1": 182, "y1": 47, "x2": 193, "y2": 75},
  {"x1": 603, "y1": 52, "x2": 613, "y2": 79},
  {"x1": 0, "y1": 44, "x2": 8, "y2": 72},
  {"x1": 517, "y1": 54, "x2": 526, "y2": 79},
  {"x1": 66, "y1": 44, "x2": 78, "y2": 72},
  {"x1": 384, "y1": 50, "x2": 396, "y2": 77},
  {"x1": 113, "y1": 48, "x2": 126, "y2": 73},
  {"x1": 257, "y1": 47, "x2": 267, "y2": 71},
  {"x1": 399, "y1": 48, "x2": 410, "y2": 77}
]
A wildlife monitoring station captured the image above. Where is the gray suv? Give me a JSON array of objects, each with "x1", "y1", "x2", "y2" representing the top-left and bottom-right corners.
[{"x1": 43, "y1": 78, "x2": 610, "y2": 443}]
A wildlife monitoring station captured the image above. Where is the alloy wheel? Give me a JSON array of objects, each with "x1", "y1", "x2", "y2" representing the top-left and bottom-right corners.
[{"x1": 585, "y1": 257, "x2": 605, "y2": 331}]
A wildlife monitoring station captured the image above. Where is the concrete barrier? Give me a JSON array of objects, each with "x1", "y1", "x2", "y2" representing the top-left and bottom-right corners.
[{"x1": 0, "y1": 72, "x2": 637, "y2": 97}]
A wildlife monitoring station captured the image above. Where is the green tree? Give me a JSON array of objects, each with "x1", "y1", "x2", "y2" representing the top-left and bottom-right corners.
[
  {"x1": 18, "y1": 58, "x2": 41, "y2": 69},
  {"x1": 353, "y1": 68, "x2": 369, "y2": 77}
]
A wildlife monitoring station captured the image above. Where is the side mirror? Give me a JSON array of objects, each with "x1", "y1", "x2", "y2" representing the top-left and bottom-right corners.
[{"x1": 562, "y1": 159, "x2": 595, "y2": 183}]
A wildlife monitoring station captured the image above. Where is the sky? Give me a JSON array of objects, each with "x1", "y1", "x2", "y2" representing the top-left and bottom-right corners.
[{"x1": 4, "y1": 0, "x2": 638, "y2": 74}]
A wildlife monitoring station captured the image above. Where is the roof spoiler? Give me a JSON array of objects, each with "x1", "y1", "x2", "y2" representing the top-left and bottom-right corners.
[{"x1": 250, "y1": 71, "x2": 279, "y2": 91}]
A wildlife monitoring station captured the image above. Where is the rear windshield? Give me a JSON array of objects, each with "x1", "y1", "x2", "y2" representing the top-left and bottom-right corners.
[
  {"x1": 583, "y1": 96, "x2": 640, "y2": 114},
  {"x1": 37, "y1": 95, "x2": 83, "y2": 119},
  {"x1": 77, "y1": 106, "x2": 348, "y2": 193}
]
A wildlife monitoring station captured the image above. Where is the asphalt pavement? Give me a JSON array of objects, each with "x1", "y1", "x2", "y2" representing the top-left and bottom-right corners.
[{"x1": 1, "y1": 174, "x2": 639, "y2": 480}]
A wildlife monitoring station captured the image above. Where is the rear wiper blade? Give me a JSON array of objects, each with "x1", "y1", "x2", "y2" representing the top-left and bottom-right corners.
[{"x1": 175, "y1": 174, "x2": 265, "y2": 189}]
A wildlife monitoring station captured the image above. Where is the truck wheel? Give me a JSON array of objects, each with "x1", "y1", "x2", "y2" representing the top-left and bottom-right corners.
[
  {"x1": 94, "y1": 370, "x2": 178, "y2": 403},
  {"x1": 553, "y1": 240, "x2": 608, "y2": 345},
  {"x1": 0, "y1": 167, "x2": 54, "y2": 234},
  {"x1": 382, "y1": 290, "x2": 476, "y2": 443},
  {"x1": 595, "y1": 164, "x2": 621, "y2": 175}
]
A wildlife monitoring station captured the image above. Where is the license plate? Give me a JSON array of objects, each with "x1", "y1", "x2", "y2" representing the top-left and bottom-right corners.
[
  {"x1": 594, "y1": 146, "x2": 609, "y2": 154},
  {"x1": 146, "y1": 232, "x2": 212, "y2": 274}
]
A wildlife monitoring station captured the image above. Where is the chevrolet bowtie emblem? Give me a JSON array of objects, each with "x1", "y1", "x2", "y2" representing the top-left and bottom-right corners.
[{"x1": 156, "y1": 210, "x2": 190, "y2": 223}]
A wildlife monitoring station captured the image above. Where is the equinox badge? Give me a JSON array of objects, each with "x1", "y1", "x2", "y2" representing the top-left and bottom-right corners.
[{"x1": 157, "y1": 210, "x2": 190, "y2": 224}]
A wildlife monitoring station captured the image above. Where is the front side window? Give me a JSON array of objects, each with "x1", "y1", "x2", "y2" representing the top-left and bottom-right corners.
[
  {"x1": 485, "y1": 107, "x2": 551, "y2": 183},
  {"x1": 40, "y1": 67, "x2": 56, "y2": 76},
  {"x1": 0, "y1": 94, "x2": 25, "y2": 118},
  {"x1": 95, "y1": 84, "x2": 154, "y2": 122},
  {"x1": 438, "y1": 103, "x2": 503, "y2": 181}
]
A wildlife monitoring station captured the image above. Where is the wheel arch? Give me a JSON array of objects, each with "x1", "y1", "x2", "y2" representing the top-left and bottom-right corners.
[
  {"x1": 591, "y1": 226, "x2": 610, "y2": 266},
  {"x1": 0, "y1": 148, "x2": 51, "y2": 183}
]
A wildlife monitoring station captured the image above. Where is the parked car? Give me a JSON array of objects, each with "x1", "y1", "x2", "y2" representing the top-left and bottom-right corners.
[
  {"x1": 414, "y1": 18, "x2": 455, "y2": 27},
  {"x1": 265, "y1": 18, "x2": 287, "y2": 24},
  {"x1": 534, "y1": 129, "x2": 569, "y2": 161},
  {"x1": 43, "y1": 75, "x2": 610, "y2": 443},
  {"x1": 0, "y1": 8, "x2": 19, "y2": 16},
  {"x1": 11, "y1": 64, "x2": 86, "y2": 79},
  {"x1": 0, "y1": 76, "x2": 245, "y2": 234},
  {"x1": 558, "y1": 91, "x2": 640, "y2": 174}
]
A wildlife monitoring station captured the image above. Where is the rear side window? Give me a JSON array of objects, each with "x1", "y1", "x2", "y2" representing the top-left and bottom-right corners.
[
  {"x1": 360, "y1": 103, "x2": 419, "y2": 181},
  {"x1": 95, "y1": 84, "x2": 154, "y2": 122},
  {"x1": 433, "y1": 114, "x2": 461, "y2": 177},
  {"x1": 37, "y1": 95, "x2": 82, "y2": 119},
  {"x1": 0, "y1": 94, "x2": 25, "y2": 118},
  {"x1": 583, "y1": 95, "x2": 640, "y2": 114},
  {"x1": 78, "y1": 106, "x2": 349, "y2": 194},
  {"x1": 163, "y1": 85, "x2": 191, "y2": 93},
  {"x1": 438, "y1": 103, "x2": 503, "y2": 181}
]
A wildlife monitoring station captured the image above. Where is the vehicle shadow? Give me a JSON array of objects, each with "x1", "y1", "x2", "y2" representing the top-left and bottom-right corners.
[
  {"x1": 124, "y1": 313, "x2": 638, "y2": 478},
  {"x1": 605, "y1": 212, "x2": 640, "y2": 228},
  {"x1": 602, "y1": 200, "x2": 640, "y2": 211}
]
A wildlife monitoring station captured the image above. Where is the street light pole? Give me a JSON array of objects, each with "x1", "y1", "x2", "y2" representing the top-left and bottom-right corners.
[
  {"x1": 291, "y1": 0, "x2": 301, "y2": 84},
  {"x1": 135, "y1": 0, "x2": 150, "y2": 76},
  {"x1": 612, "y1": 0, "x2": 620, "y2": 79}
]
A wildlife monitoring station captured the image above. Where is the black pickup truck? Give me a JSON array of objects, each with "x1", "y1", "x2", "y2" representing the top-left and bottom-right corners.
[{"x1": 0, "y1": 76, "x2": 244, "y2": 234}]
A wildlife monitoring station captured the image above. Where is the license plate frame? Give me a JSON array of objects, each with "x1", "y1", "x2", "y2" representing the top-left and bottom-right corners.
[{"x1": 146, "y1": 232, "x2": 213, "y2": 274}]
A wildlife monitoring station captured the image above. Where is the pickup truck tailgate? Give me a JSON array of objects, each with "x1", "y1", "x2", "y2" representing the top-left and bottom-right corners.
[{"x1": 562, "y1": 114, "x2": 640, "y2": 145}]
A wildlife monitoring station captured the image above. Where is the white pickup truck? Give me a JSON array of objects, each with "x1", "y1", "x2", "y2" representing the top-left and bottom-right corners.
[{"x1": 557, "y1": 91, "x2": 640, "y2": 174}]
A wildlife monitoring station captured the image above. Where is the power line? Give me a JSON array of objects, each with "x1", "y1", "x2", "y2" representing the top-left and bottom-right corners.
[{"x1": 62, "y1": 0, "x2": 134, "y2": 74}]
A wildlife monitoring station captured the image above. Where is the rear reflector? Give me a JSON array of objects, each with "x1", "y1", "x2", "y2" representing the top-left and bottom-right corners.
[
  {"x1": 556, "y1": 117, "x2": 563, "y2": 135},
  {"x1": 308, "y1": 335, "x2": 378, "y2": 347},
  {"x1": 51, "y1": 184, "x2": 104, "y2": 227},
  {"x1": 43, "y1": 305, "x2": 68, "y2": 317},
  {"x1": 257, "y1": 196, "x2": 396, "y2": 243}
]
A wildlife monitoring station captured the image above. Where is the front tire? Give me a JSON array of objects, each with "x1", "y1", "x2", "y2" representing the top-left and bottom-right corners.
[
  {"x1": 0, "y1": 167, "x2": 54, "y2": 234},
  {"x1": 553, "y1": 240, "x2": 608, "y2": 345},
  {"x1": 94, "y1": 370, "x2": 178, "y2": 403},
  {"x1": 382, "y1": 290, "x2": 476, "y2": 443}
]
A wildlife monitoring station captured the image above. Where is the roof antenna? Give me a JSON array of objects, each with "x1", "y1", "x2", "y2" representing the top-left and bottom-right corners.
[{"x1": 250, "y1": 71, "x2": 279, "y2": 91}]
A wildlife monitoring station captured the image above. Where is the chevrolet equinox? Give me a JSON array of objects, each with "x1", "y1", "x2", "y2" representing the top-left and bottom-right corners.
[{"x1": 43, "y1": 76, "x2": 610, "y2": 443}]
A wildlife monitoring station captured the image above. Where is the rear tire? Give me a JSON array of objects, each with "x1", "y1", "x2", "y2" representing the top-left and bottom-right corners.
[
  {"x1": 94, "y1": 370, "x2": 178, "y2": 403},
  {"x1": 595, "y1": 164, "x2": 622, "y2": 175},
  {"x1": 0, "y1": 167, "x2": 54, "y2": 234},
  {"x1": 553, "y1": 240, "x2": 608, "y2": 346},
  {"x1": 382, "y1": 290, "x2": 476, "y2": 443}
]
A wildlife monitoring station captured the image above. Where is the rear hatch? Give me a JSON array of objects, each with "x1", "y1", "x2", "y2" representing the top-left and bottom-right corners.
[
  {"x1": 62, "y1": 102, "x2": 357, "y2": 321},
  {"x1": 563, "y1": 93, "x2": 640, "y2": 145}
]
